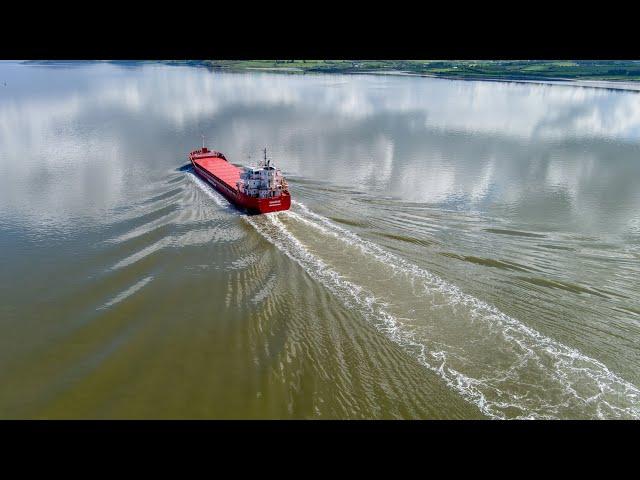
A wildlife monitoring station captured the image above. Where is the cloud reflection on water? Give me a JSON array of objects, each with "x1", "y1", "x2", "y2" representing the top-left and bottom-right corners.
[{"x1": 1, "y1": 62, "x2": 639, "y2": 234}]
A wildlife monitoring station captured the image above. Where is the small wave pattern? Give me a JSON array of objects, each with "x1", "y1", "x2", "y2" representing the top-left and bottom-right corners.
[
  {"x1": 252, "y1": 201, "x2": 639, "y2": 419},
  {"x1": 99, "y1": 276, "x2": 153, "y2": 310},
  {"x1": 187, "y1": 172, "x2": 230, "y2": 208}
]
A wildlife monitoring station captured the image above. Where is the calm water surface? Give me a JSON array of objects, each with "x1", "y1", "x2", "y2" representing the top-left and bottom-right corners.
[{"x1": 1, "y1": 61, "x2": 639, "y2": 419}]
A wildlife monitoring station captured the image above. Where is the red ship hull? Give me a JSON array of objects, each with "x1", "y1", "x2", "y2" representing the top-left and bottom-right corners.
[{"x1": 189, "y1": 149, "x2": 291, "y2": 214}]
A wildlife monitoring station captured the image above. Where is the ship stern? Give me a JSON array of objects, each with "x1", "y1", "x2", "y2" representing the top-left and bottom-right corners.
[{"x1": 255, "y1": 193, "x2": 291, "y2": 213}]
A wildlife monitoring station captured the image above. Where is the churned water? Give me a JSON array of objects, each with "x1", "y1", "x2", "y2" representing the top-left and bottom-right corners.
[{"x1": 1, "y1": 61, "x2": 639, "y2": 418}]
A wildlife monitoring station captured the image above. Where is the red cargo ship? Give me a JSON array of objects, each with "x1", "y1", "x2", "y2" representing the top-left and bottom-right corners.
[{"x1": 189, "y1": 144, "x2": 291, "y2": 214}]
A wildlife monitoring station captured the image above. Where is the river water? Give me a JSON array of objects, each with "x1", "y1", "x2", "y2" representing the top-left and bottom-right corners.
[{"x1": 1, "y1": 61, "x2": 639, "y2": 419}]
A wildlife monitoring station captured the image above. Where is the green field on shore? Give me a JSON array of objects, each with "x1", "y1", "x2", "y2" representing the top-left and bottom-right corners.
[{"x1": 193, "y1": 60, "x2": 640, "y2": 82}]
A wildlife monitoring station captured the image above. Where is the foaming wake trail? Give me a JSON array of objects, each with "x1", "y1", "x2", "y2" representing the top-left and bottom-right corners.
[
  {"x1": 281, "y1": 201, "x2": 640, "y2": 419},
  {"x1": 186, "y1": 175, "x2": 640, "y2": 418},
  {"x1": 245, "y1": 213, "x2": 413, "y2": 351},
  {"x1": 246, "y1": 212, "x2": 508, "y2": 416}
]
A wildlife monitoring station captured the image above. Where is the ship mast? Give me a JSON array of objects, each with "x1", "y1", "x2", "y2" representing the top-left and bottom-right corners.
[
  {"x1": 263, "y1": 147, "x2": 270, "y2": 167},
  {"x1": 202, "y1": 134, "x2": 205, "y2": 149}
]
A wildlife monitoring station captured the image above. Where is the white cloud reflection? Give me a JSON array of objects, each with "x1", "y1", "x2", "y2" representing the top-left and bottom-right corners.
[{"x1": 1, "y1": 62, "x2": 639, "y2": 234}]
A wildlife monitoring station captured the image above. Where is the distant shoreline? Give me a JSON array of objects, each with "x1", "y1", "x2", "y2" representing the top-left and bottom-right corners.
[
  {"x1": 19, "y1": 60, "x2": 640, "y2": 93},
  {"x1": 197, "y1": 63, "x2": 640, "y2": 93},
  {"x1": 194, "y1": 60, "x2": 640, "y2": 93},
  {"x1": 363, "y1": 71, "x2": 640, "y2": 93}
]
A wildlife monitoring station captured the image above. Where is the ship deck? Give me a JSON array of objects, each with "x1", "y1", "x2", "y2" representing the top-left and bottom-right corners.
[{"x1": 193, "y1": 156, "x2": 241, "y2": 190}]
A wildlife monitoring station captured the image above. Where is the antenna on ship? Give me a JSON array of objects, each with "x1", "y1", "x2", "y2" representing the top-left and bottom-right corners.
[
  {"x1": 264, "y1": 147, "x2": 270, "y2": 167},
  {"x1": 202, "y1": 134, "x2": 205, "y2": 149}
]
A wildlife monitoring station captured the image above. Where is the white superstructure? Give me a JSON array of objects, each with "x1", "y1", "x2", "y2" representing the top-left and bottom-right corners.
[{"x1": 236, "y1": 149, "x2": 289, "y2": 199}]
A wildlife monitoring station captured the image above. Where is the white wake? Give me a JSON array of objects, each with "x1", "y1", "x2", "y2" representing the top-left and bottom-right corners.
[{"x1": 188, "y1": 173, "x2": 640, "y2": 419}]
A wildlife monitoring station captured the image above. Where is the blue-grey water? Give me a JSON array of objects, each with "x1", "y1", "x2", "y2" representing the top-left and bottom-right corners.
[{"x1": 0, "y1": 61, "x2": 639, "y2": 418}]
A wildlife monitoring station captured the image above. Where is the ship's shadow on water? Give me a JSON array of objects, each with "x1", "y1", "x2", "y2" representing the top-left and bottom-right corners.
[{"x1": 176, "y1": 163, "x2": 192, "y2": 172}]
